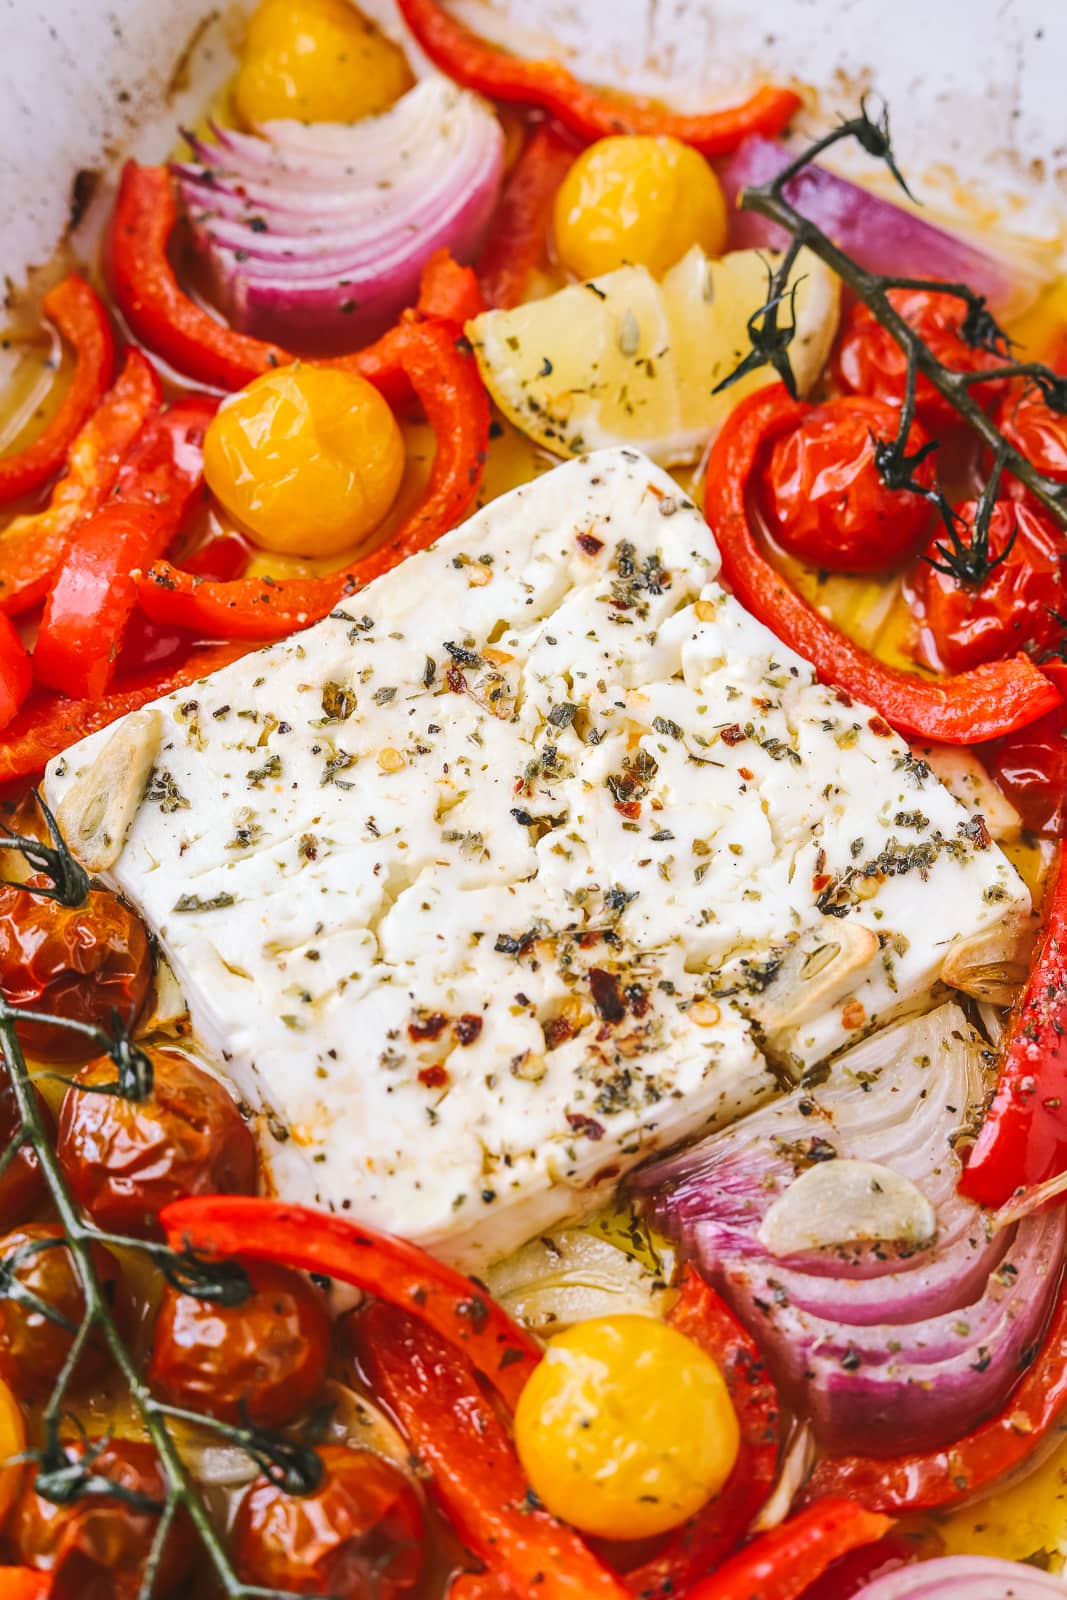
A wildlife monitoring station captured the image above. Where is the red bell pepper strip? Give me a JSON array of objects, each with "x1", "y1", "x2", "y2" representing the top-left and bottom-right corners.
[
  {"x1": 0, "y1": 613, "x2": 32, "y2": 731},
  {"x1": 32, "y1": 394, "x2": 218, "y2": 700},
  {"x1": 478, "y1": 123, "x2": 576, "y2": 310},
  {"x1": 682, "y1": 1499, "x2": 893, "y2": 1600},
  {"x1": 0, "y1": 643, "x2": 251, "y2": 785},
  {"x1": 0, "y1": 349, "x2": 163, "y2": 616},
  {"x1": 160, "y1": 1195, "x2": 539, "y2": 1408},
  {"x1": 958, "y1": 847, "x2": 1067, "y2": 1208},
  {"x1": 108, "y1": 162, "x2": 482, "y2": 404},
  {"x1": 0, "y1": 276, "x2": 115, "y2": 507},
  {"x1": 396, "y1": 0, "x2": 801, "y2": 157},
  {"x1": 135, "y1": 317, "x2": 489, "y2": 640},
  {"x1": 705, "y1": 385, "x2": 1062, "y2": 744},
  {"x1": 448, "y1": 1575, "x2": 512, "y2": 1600},
  {"x1": 355, "y1": 1303, "x2": 628, "y2": 1600},
  {"x1": 625, "y1": 1268, "x2": 780, "y2": 1599},
  {"x1": 803, "y1": 1273, "x2": 1067, "y2": 1512}
]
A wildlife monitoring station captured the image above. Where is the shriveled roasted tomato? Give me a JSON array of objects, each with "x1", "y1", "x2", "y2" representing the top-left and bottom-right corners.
[
  {"x1": 0, "y1": 883, "x2": 151, "y2": 1060},
  {"x1": 10, "y1": 1438, "x2": 190, "y2": 1600},
  {"x1": 908, "y1": 497, "x2": 1066, "y2": 672},
  {"x1": 833, "y1": 288, "x2": 1009, "y2": 426},
  {"x1": 0, "y1": 1223, "x2": 123, "y2": 1393},
  {"x1": 148, "y1": 1262, "x2": 331, "y2": 1426},
  {"x1": 56, "y1": 1049, "x2": 257, "y2": 1237},
  {"x1": 983, "y1": 661, "x2": 1067, "y2": 836},
  {"x1": 998, "y1": 383, "x2": 1067, "y2": 485},
  {"x1": 761, "y1": 395, "x2": 935, "y2": 573},
  {"x1": 0, "y1": 1074, "x2": 52, "y2": 1228},
  {"x1": 233, "y1": 1444, "x2": 425, "y2": 1598}
]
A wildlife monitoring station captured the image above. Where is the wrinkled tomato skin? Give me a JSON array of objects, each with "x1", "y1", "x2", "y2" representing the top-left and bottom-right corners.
[
  {"x1": 833, "y1": 288, "x2": 1009, "y2": 426},
  {"x1": 0, "y1": 1223, "x2": 123, "y2": 1393},
  {"x1": 234, "y1": 1444, "x2": 425, "y2": 1599},
  {"x1": 149, "y1": 1262, "x2": 331, "y2": 1427},
  {"x1": 983, "y1": 662, "x2": 1067, "y2": 837},
  {"x1": 908, "y1": 498, "x2": 1066, "y2": 673},
  {"x1": 0, "y1": 1075, "x2": 53, "y2": 1228},
  {"x1": 56, "y1": 1049, "x2": 257, "y2": 1237},
  {"x1": 10, "y1": 1438, "x2": 191, "y2": 1600},
  {"x1": 0, "y1": 884, "x2": 151, "y2": 1061},
  {"x1": 999, "y1": 384, "x2": 1067, "y2": 485},
  {"x1": 762, "y1": 395, "x2": 935, "y2": 573}
]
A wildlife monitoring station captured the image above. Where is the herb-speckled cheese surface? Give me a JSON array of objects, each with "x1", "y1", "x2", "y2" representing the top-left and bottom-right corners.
[{"x1": 46, "y1": 449, "x2": 1030, "y2": 1268}]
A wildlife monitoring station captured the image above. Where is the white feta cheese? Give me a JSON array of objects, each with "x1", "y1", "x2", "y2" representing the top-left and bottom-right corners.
[{"x1": 46, "y1": 449, "x2": 1030, "y2": 1268}]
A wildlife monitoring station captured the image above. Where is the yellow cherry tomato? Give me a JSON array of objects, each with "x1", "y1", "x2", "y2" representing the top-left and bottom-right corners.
[
  {"x1": 0, "y1": 1376, "x2": 26, "y2": 1528},
  {"x1": 236, "y1": 0, "x2": 414, "y2": 126},
  {"x1": 553, "y1": 135, "x2": 728, "y2": 281},
  {"x1": 204, "y1": 365, "x2": 405, "y2": 558},
  {"x1": 514, "y1": 1313, "x2": 740, "y2": 1541}
]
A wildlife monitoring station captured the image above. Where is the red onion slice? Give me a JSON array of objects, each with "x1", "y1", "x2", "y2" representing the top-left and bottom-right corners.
[
  {"x1": 718, "y1": 137, "x2": 1055, "y2": 317},
  {"x1": 642, "y1": 1004, "x2": 1067, "y2": 1456},
  {"x1": 173, "y1": 77, "x2": 504, "y2": 351},
  {"x1": 854, "y1": 1555, "x2": 1067, "y2": 1598}
]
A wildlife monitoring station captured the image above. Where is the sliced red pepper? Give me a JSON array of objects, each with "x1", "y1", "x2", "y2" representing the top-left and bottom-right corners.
[
  {"x1": 108, "y1": 163, "x2": 482, "y2": 404},
  {"x1": 160, "y1": 1195, "x2": 539, "y2": 1408},
  {"x1": 397, "y1": 0, "x2": 801, "y2": 156},
  {"x1": 705, "y1": 385, "x2": 1062, "y2": 744},
  {"x1": 0, "y1": 643, "x2": 250, "y2": 786},
  {"x1": 135, "y1": 317, "x2": 489, "y2": 639},
  {"x1": 958, "y1": 847, "x2": 1067, "y2": 1207},
  {"x1": 0, "y1": 613, "x2": 32, "y2": 731},
  {"x1": 0, "y1": 349, "x2": 163, "y2": 616},
  {"x1": 803, "y1": 1275, "x2": 1067, "y2": 1512},
  {"x1": 0, "y1": 276, "x2": 115, "y2": 507},
  {"x1": 33, "y1": 393, "x2": 218, "y2": 700},
  {"x1": 354, "y1": 1303, "x2": 628, "y2": 1600},
  {"x1": 682, "y1": 1499, "x2": 893, "y2": 1600},
  {"x1": 478, "y1": 123, "x2": 576, "y2": 310},
  {"x1": 625, "y1": 1268, "x2": 780, "y2": 1599}
]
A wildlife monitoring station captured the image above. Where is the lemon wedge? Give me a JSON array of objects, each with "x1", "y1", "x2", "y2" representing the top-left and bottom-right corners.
[{"x1": 467, "y1": 246, "x2": 840, "y2": 466}]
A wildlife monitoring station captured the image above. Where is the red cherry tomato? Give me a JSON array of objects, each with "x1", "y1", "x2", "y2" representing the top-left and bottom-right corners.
[
  {"x1": 0, "y1": 883, "x2": 151, "y2": 1061},
  {"x1": 0, "y1": 1074, "x2": 53, "y2": 1228},
  {"x1": 833, "y1": 288, "x2": 1009, "y2": 426},
  {"x1": 983, "y1": 661, "x2": 1067, "y2": 837},
  {"x1": 0, "y1": 1223, "x2": 124, "y2": 1393},
  {"x1": 10, "y1": 1438, "x2": 190, "y2": 1599},
  {"x1": 998, "y1": 383, "x2": 1067, "y2": 485},
  {"x1": 761, "y1": 395, "x2": 935, "y2": 573},
  {"x1": 908, "y1": 497, "x2": 1066, "y2": 673},
  {"x1": 233, "y1": 1443, "x2": 425, "y2": 1598},
  {"x1": 56, "y1": 1049, "x2": 257, "y2": 1237},
  {"x1": 148, "y1": 1261, "x2": 331, "y2": 1427}
]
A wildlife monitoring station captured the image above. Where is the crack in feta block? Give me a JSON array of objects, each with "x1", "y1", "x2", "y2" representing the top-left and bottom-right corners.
[{"x1": 46, "y1": 449, "x2": 1030, "y2": 1267}]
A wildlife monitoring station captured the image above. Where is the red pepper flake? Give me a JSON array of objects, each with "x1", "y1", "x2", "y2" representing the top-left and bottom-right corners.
[
  {"x1": 567, "y1": 1113, "x2": 605, "y2": 1141},
  {"x1": 835, "y1": 688, "x2": 854, "y2": 707},
  {"x1": 418, "y1": 1063, "x2": 450, "y2": 1089},
  {"x1": 841, "y1": 999, "x2": 867, "y2": 1031},
  {"x1": 738, "y1": 766, "x2": 755, "y2": 781},
  {"x1": 454, "y1": 1014, "x2": 483, "y2": 1046},
  {"x1": 812, "y1": 873, "x2": 832, "y2": 892},
  {"x1": 589, "y1": 967, "x2": 625, "y2": 1023},
  {"x1": 446, "y1": 665, "x2": 467, "y2": 693},
  {"x1": 615, "y1": 799, "x2": 642, "y2": 820},
  {"x1": 721, "y1": 724, "x2": 747, "y2": 746},
  {"x1": 543, "y1": 1014, "x2": 575, "y2": 1050},
  {"x1": 409, "y1": 1012, "x2": 449, "y2": 1042},
  {"x1": 868, "y1": 715, "x2": 893, "y2": 737},
  {"x1": 576, "y1": 532, "x2": 604, "y2": 556}
]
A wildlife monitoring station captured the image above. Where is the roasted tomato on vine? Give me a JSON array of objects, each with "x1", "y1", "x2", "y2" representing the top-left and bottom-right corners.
[
  {"x1": 833, "y1": 287, "x2": 1010, "y2": 426},
  {"x1": 0, "y1": 1073, "x2": 52, "y2": 1228},
  {"x1": 761, "y1": 395, "x2": 936, "y2": 573},
  {"x1": 148, "y1": 1262, "x2": 331, "y2": 1427},
  {"x1": 10, "y1": 1437, "x2": 191, "y2": 1600},
  {"x1": 908, "y1": 497, "x2": 1066, "y2": 672},
  {"x1": 233, "y1": 1443, "x2": 425, "y2": 1598},
  {"x1": 0, "y1": 881, "x2": 151, "y2": 1060},
  {"x1": 984, "y1": 661, "x2": 1067, "y2": 837},
  {"x1": 56, "y1": 1049, "x2": 257, "y2": 1237},
  {"x1": 0, "y1": 1224, "x2": 123, "y2": 1393},
  {"x1": 998, "y1": 382, "x2": 1067, "y2": 485}
]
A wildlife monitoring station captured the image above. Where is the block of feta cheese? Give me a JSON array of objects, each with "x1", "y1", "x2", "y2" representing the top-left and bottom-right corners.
[{"x1": 45, "y1": 449, "x2": 1031, "y2": 1268}]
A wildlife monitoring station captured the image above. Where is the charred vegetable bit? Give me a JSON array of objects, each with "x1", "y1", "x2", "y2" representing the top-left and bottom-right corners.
[
  {"x1": 725, "y1": 97, "x2": 1067, "y2": 535},
  {"x1": 0, "y1": 789, "x2": 89, "y2": 907}
]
